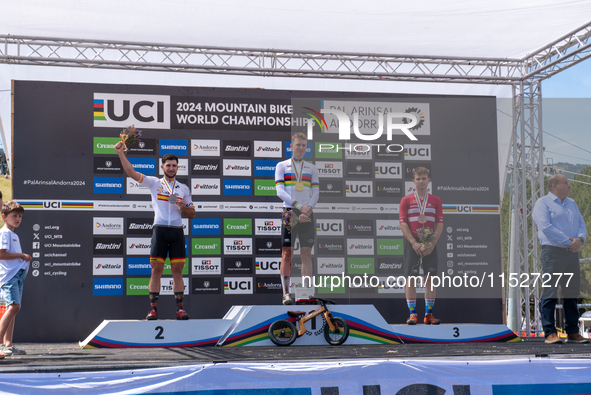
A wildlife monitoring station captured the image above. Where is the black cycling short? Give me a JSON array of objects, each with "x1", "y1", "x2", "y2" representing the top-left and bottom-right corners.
[
  {"x1": 282, "y1": 208, "x2": 316, "y2": 248},
  {"x1": 404, "y1": 238, "x2": 438, "y2": 276},
  {"x1": 150, "y1": 225, "x2": 186, "y2": 265}
]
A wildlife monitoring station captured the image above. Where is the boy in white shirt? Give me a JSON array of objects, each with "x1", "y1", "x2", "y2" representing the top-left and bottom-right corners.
[{"x1": 0, "y1": 201, "x2": 31, "y2": 356}]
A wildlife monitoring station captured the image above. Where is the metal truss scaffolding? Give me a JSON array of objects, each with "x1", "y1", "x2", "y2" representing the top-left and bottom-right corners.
[{"x1": 2, "y1": 21, "x2": 591, "y2": 335}]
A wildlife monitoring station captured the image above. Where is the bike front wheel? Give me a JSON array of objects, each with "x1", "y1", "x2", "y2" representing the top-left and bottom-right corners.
[
  {"x1": 268, "y1": 319, "x2": 297, "y2": 346},
  {"x1": 323, "y1": 317, "x2": 349, "y2": 346}
]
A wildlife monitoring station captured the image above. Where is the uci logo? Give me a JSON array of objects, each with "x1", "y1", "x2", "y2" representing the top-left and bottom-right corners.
[
  {"x1": 93, "y1": 93, "x2": 170, "y2": 129},
  {"x1": 457, "y1": 205, "x2": 472, "y2": 212},
  {"x1": 44, "y1": 201, "x2": 61, "y2": 209},
  {"x1": 404, "y1": 144, "x2": 431, "y2": 160}
]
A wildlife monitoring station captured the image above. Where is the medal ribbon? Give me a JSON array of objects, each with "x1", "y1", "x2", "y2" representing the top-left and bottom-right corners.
[
  {"x1": 414, "y1": 191, "x2": 429, "y2": 218},
  {"x1": 163, "y1": 178, "x2": 176, "y2": 197},
  {"x1": 291, "y1": 158, "x2": 304, "y2": 185}
]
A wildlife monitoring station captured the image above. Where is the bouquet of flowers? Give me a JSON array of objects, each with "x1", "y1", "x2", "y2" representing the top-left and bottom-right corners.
[
  {"x1": 119, "y1": 125, "x2": 142, "y2": 152},
  {"x1": 416, "y1": 227, "x2": 435, "y2": 252},
  {"x1": 281, "y1": 209, "x2": 311, "y2": 233}
]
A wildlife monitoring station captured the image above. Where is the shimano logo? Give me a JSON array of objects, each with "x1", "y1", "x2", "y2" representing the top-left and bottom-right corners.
[{"x1": 162, "y1": 145, "x2": 187, "y2": 150}]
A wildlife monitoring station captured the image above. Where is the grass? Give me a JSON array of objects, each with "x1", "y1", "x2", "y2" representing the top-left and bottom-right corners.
[{"x1": 0, "y1": 177, "x2": 13, "y2": 228}]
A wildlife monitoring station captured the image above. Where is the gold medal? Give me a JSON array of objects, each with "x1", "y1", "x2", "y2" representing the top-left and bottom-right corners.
[
  {"x1": 291, "y1": 158, "x2": 305, "y2": 192},
  {"x1": 418, "y1": 214, "x2": 427, "y2": 224},
  {"x1": 295, "y1": 182, "x2": 305, "y2": 192}
]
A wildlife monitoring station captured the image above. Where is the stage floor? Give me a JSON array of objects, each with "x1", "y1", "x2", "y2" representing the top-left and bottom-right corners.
[{"x1": 1, "y1": 338, "x2": 590, "y2": 373}]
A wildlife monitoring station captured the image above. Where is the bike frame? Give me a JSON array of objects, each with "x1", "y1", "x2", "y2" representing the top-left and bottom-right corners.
[{"x1": 295, "y1": 305, "x2": 337, "y2": 337}]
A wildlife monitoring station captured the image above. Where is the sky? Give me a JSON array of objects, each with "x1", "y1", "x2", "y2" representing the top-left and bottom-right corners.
[{"x1": 540, "y1": 60, "x2": 591, "y2": 166}]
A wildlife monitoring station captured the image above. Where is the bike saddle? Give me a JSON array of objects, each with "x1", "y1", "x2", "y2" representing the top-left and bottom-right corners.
[{"x1": 287, "y1": 310, "x2": 307, "y2": 318}]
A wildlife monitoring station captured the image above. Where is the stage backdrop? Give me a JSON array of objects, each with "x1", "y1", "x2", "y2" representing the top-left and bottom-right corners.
[{"x1": 11, "y1": 81, "x2": 501, "y2": 341}]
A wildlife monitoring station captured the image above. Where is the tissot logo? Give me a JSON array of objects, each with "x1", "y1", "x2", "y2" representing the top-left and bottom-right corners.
[
  {"x1": 254, "y1": 218, "x2": 282, "y2": 235},
  {"x1": 224, "y1": 277, "x2": 253, "y2": 294},
  {"x1": 223, "y1": 159, "x2": 252, "y2": 176},
  {"x1": 191, "y1": 139, "x2": 220, "y2": 156},
  {"x1": 316, "y1": 161, "x2": 343, "y2": 178},
  {"x1": 191, "y1": 257, "x2": 221, "y2": 275},
  {"x1": 404, "y1": 144, "x2": 431, "y2": 160},
  {"x1": 224, "y1": 238, "x2": 253, "y2": 255},
  {"x1": 223, "y1": 140, "x2": 252, "y2": 157},
  {"x1": 316, "y1": 219, "x2": 344, "y2": 236},
  {"x1": 345, "y1": 145, "x2": 373, "y2": 160},
  {"x1": 191, "y1": 159, "x2": 220, "y2": 175},
  {"x1": 254, "y1": 140, "x2": 282, "y2": 158},
  {"x1": 346, "y1": 181, "x2": 373, "y2": 197},
  {"x1": 191, "y1": 178, "x2": 221, "y2": 195},
  {"x1": 93, "y1": 93, "x2": 170, "y2": 129},
  {"x1": 375, "y1": 162, "x2": 402, "y2": 179}
]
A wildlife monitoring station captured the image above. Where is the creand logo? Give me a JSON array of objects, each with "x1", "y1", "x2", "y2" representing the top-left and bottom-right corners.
[
  {"x1": 94, "y1": 93, "x2": 170, "y2": 129},
  {"x1": 305, "y1": 108, "x2": 418, "y2": 141}
]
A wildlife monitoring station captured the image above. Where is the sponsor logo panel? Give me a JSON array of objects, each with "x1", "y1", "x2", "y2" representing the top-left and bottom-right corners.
[
  {"x1": 192, "y1": 238, "x2": 221, "y2": 255},
  {"x1": 93, "y1": 278, "x2": 124, "y2": 295},
  {"x1": 191, "y1": 158, "x2": 221, "y2": 175},
  {"x1": 317, "y1": 257, "x2": 345, "y2": 275},
  {"x1": 192, "y1": 277, "x2": 222, "y2": 294},
  {"x1": 223, "y1": 179, "x2": 252, "y2": 196},
  {"x1": 285, "y1": 141, "x2": 312, "y2": 158},
  {"x1": 375, "y1": 181, "x2": 403, "y2": 198},
  {"x1": 345, "y1": 181, "x2": 373, "y2": 197},
  {"x1": 160, "y1": 277, "x2": 189, "y2": 295},
  {"x1": 317, "y1": 237, "x2": 345, "y2": 256},
  {"x1": 126, "y1": 177, "x2": 150, "y2": 195},
  {"x1": 319, "y1": 180, "x2": 344, "y2": 196},
  {"x1": 93, "y1": 217, "x2": 124, "y2": 235},
  {"x1": 376, "y1": 220, "x2": 403, "y2": 236},
  {"x1": 128, "y1": 158, "x2": 157, "y2": 175},
  {"x1": 254, "y1": 179, "x2": 277, "y2": 196},
  {"x1": 315, "y1": 142, "x2": 342, "y2": 159},
  {"x1": 224, "y1": 257, "x2": 253, "y2": 274},
  {"x1": 376, "y1": 258, "x2": 405, "y2": 275},
  {"x1": 93, "y1": 257, "x2": 124, "y2": 275},
  {"x1": 254, "y1": 141, "x2": 282, "y2": 158},
  {"x1": 94, "y1": 177, "x2": 124, "y2": 194},
  {"x1": 159, "y1": 158, "x2": 188, "y2": 176},
  {"x1": 93, "y1": 237, "x2": 124, "y2": 255},
  {"x1": 404, "y1": 144, "x2": 431, "y2": 161},
  {"x1": 224, "y1": 218, "x2": 252, "y2": 235},
  {"x1": 255, "y1": 278, "x2": 283, "y2": 294},
  {"x1": 127, "y1": 257, "x2": 151, "y2": 275},
  {"x1": 127, "y1": 237, "x2": 151, "y2": 255},
  {"x1": 224, "y1": 277, "x2": 254, "y2": 294},
  {"x1": 316, "y1": 161, "x2": 343, "y2": 178},
  {"x1": 126, "y1": 278, "x2": 150, "y2": 295},
  {"x1": 192, "y1": 218, "x2": 221, "y2": 235},
  {"x1": 346, "y1": 220, "x2": 374, "y2": 236},
  {"x1": 254, "y1": 219, "x2": 282, "y2": 235},
  {"x1": 128, "y1": 138, "x2": 157, "y2": 155},
  {"x1": 126, "y1": 218, "x2": 154, "y2": 235},
  {"x1": 405, "y1": 163, "x2": 432, "y2": 180},
  {"x1": 192, "y1": 178, "x2": 221, "y2": 195},
  {"x1": 347, "y1": 257, "x2": 375, "y2": 274},
  {"x1": 255, "y1": 257, "x2": 281, "y2": 274},
  {"x1": 94, "y1": 157, "x2": 123, "y2": 174},
  {"x1": 346, "y1": 161, "x2": 373, "y2": 177},
  {"x1": 377, "y1": 238, "x2": 404, "y2": 255},
  {"x1": 93, "y1": 137, "x2": 121, "y2": 155},
  {"x1": 347, "y1": 238, "x2": 375, "y2": 255},
  {"x1": 192, "y1": 257, "x2": 221, "y2": 275},
  {"x1": 223, "y1": 140, "x2": 252, "y2": 157},
  {"x1": 254, "y1": 160, "x2": 279, "y2": 177},
  {"x1": 404, "y1": 181, "x2": 433, "y2": 194},
  {"x1": 316, "y1": 219, "x2": 344, "y2": 236},
  {"x1": 255, "y1": 238, "x2": 282, "y2": 255},
  {"x1": 223, "y1": 159, "x2": 252, "y2": 177},
  {"x1": 93, "y1": 93, "x2": 170, "y2": 129},
  {"x1": 375, "y1": 162, "x2": 402, "y2": 179},
  {"x1": 344, "y1": 145, "x2": 373, "y2": 160},
  {"x1": 191, "y1": 139, "x2": 220, "y2": 156},
  {"x1": 159, "y1": 139, "x2": 188, "y2": 156},
  {"x1": 224, "y1": 238, "x2": 253, "y2": 255}
]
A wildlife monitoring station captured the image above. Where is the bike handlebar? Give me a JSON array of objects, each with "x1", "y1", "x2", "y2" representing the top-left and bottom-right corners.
[{"x1": 312, "y1": 297, "x2": 335, "y2": 305}]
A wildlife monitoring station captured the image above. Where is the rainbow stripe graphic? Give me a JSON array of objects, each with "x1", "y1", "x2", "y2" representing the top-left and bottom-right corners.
[
  {"x1": 19, "y1": 202, "x2": 43, "y2": 209},
  {"x1": 62, "y1": 202, "x2": 93, "y2": 209},
  {"x1": 94, "y1": 99, "x2": 106, "y2": 121},
  {"x1": 302, "y1": 106, "x2": 328, "y2": 132}
]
